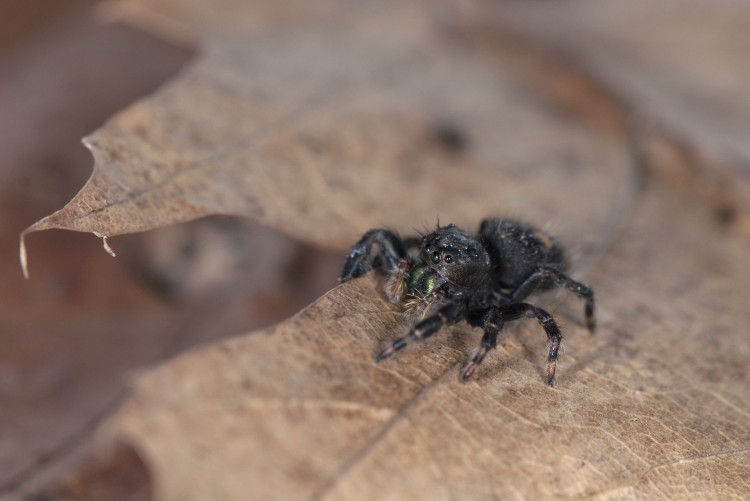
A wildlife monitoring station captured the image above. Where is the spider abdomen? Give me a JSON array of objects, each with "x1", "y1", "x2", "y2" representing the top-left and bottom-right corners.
[{"x1": 479, "y1": 218, "x2": 566, "y2": 292}]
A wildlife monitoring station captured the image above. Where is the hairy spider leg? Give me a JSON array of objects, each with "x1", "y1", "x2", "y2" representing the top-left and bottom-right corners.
[
  {"x1": 404, "y1": 282, "x2": 449, "y2": 321},
  {"x1": 340, "y1": 229, "x2": 407, "y2": 282},
  {"x1": 384, "y1": 259, "x2": 412, "y2": 303},
  {"x1": 375, "y1": 301, "x2": 466, "y2": 362},
  {"x1": 460, "y1": 303, "x2": 563, "y2": 386},
  {"x1": 497, "y1": 303, "x2": 563, "y2": 387},
  {"x1": 509, "y1": 266, "x2": 596, "y2": 333},
  {"x1": 460, "y1": 309, "x2": 504, "y2": 382},
  {"x1": 377, "y1": 298, "x2": 563, "y2": 386}
]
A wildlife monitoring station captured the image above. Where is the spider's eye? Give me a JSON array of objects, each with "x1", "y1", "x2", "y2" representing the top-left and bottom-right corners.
[
  {"x1": 431, "y1": 251, "x2": 440, "y2": 264},
  {"x1": 444, "y1": 254, "x2": 453, "y2": 264}
]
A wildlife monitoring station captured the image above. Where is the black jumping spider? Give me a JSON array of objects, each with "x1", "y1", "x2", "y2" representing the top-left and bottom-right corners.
[{"x1": 339, "y1": 219, "x2": 595, "y2": 387}]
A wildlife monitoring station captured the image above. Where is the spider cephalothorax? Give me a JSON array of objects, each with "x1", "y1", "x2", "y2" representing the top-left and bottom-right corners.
[{"x1": 339, "y1": 218, "x2": 595, "y2": 387}]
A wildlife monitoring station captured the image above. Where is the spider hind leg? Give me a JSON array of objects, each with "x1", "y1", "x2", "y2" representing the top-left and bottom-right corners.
[{"x1": 510, "y1": 266, "x2": 596, "y2": 333}]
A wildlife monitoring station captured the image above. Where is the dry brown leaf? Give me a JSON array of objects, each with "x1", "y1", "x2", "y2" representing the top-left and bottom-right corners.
[
  {"x1": 108, "y1": 172, "x2": 750, "y2": 499},
  {"x1": 16, "y1": 0, "x2": 750, "y2": 498},
  {"x1": 20, "y1": 0, "x2": 631, "y2": 277}
]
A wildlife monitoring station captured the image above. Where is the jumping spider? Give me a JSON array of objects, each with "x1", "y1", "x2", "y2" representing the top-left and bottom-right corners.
[{"x1": 339, "y1": 218, "x2": 595, "y2": 387}]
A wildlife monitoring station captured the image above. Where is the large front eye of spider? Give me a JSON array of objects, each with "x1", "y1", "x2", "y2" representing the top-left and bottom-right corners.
[
  {"x1": 431, "y1": 251, "x2": 440, "y2": 264},
  {"x1": 444, "y1": 254, "x2": 453, "y2": 264}
]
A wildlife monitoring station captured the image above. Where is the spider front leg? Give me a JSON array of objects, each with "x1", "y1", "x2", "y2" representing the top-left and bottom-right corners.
[
  {"x1": 340, "y1": 229, "x2": 407, "y2": 283},
  {"x1": 511, "y1": 266, "x2": 596, "y2": 333},
  {"x1": 461, "y1": 309, "x2": 504, "y2": 383},
  {"x1": 375, "y1": 300, "x2": 466, "y2": 362},
  {"x1": 459, "y1": 300, "x2": 563, "y2": 386}
]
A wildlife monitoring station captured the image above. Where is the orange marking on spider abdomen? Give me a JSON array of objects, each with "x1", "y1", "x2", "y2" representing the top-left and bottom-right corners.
[{"x1": 535, "y1": 231, "x2": 555, "y2": 251}]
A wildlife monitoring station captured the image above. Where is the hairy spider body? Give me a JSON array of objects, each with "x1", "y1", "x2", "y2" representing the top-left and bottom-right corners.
[{"x1": 340, "y1": 218, "x2": 595, "y2": 387}]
